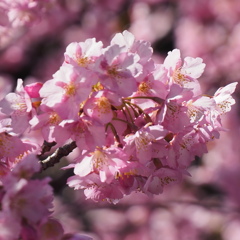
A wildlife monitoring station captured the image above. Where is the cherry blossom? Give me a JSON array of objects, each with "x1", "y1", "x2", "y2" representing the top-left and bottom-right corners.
[
  {"x1": 163, "y1": 49, "x2": 205, "y2": 94},
  {"x1": 73, "y1": 146, "x2": 129, "y2": 184},
  {"x1": 39, "y1": 65, "x2": 96, "y2": 119},
  {"x1": 64, "y1": 38, "x2": 103, "y2": 70},
  {"x1": 83, "y1": 90, "x2": 121, "y2": 124},
  {"x1": 213, "y1": 82, "x2": 238, "y2": 115},
  {"x1": 0, "y1": 79, "x2": 34, "y2": 134},
  {"x1": 95, "y1": 44, "x2": 141, "y2": 96}
]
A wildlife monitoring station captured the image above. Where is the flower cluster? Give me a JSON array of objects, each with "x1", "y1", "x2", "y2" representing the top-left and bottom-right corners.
[{"x1": 0, "y1": 30, "x2": 237, "y2": 204}]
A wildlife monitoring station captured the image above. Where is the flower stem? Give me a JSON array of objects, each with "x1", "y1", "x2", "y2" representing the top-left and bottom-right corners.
[{"x1": 105, "y1": 122, "x2": 123, "y2": 147}]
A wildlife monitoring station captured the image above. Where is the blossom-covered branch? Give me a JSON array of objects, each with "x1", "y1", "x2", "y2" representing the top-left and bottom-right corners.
[{"x1": 0, "y1": 30, "x2": 237, "y2": 205}]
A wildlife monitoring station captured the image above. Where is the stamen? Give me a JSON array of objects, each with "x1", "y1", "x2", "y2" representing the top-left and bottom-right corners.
[
  {"x1": 12, "y1": 98, "x2": 28, "y2": 116},
  {"x1": 96, "y1": 96, "x2": 111, "y2": 114},
  {"x1": 49, "y1": 112, "x2": 61, "y2": 125},
  {"x1": 187, "y1": 103, "x2": 203, "y2": 122},
  {"x1": 92, "y1": 82, "x2": 104, "y2": 92},
  {"x1": 172, "y1": 68, "x2": 189, "y2": 86},
  {"x1": 217, "y1": 100, "x2": 231, "y2": 114},
  {"x1": 107, "y1": 66, "x2": 121, "y2": 78},
  {"x1": 64, "y1": 83, "x2": 76, "y2": 96},
  {"x1": 135, "y1": 130, "x2": 155, "y2": 152},
  {"x1": 138, "y1": 81, "x2": 151, "y2": 94},
  {"x1": 160, "y1": 176, "x2": 176, "y2": 186},
  {"x1": 75, "y1": 56, "x2": 91, "y2": 67},
  {"x1": 92, "y1": 149, "x2": 108, "y2": 170}
]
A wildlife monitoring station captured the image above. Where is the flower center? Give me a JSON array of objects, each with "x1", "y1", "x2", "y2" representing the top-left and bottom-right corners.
[
  {"x1": 160, "y1": 176, "x2": 176, "y2": 186},
  {"x1": 92, "y1": 82, "x2": 104, "y2": 92},
  {"x1": 96, "y1": 97, "x2": 111, "y2": 114},
  {"x1": 138, "y1": 81, "x2": 151, "y2": 94},
  {"x1": 107, "y1": 66, "x2": 120, "y2": 78},
  {"x1": 49, "y1": 112, "x2": 61, "y2": 125},
  {"x1": 172, "y1": 68, "x2": 188, "y2": 86},
  {"x1": 76, "y1": 56, "x2": 91, "y2": 67},
  {"x1": 217, "y1": 100, "x2": 231, "y2": 114},
  {"x1": 64, "y1": 83, "x2": 76, "y2": 96},
  {"x1": 11, "y1": 96, "x2": 28, "y2": 116},
  {"x1": 135, "y1": 130, "x2": 155, "y2": 151},
  {"x1": 115, "y1": 169, "x2": 137, "y2": 179},
  {"x1": 93, "y1": 149, "x2": 108, "y2": 170}
]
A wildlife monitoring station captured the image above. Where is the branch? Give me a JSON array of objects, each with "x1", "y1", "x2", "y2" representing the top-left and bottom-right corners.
[
  {"x1": 38, "y1": 140, "x2": 57, "y2": 157},
  {"x1": 40, "y1": 141, "x2": 77, "y2": 171}
]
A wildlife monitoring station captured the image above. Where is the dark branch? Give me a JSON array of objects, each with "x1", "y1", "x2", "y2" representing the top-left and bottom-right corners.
[
  {"x1": 40, "y1": 141, "x2": 77, "y2": 171},
  {"x1": 38, "y1": 140, "x2": 57, "y2": 157}
]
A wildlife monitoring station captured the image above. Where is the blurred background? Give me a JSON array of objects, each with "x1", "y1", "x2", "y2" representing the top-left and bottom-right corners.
[{"x1": 1, "y1": 0, "x2": 240, "y2": 239}]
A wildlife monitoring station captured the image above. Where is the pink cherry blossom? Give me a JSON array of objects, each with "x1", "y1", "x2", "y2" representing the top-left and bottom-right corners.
[
  {"x1": 67, "y1": 173, "x2": 123, "y2": 203},
  {"x1": 74, "y1": 146, "x2": 129, "y2": 184},
  {"x1": 0, "y1": 79, "x2": 34, "y2": 134},
  {"x1": 123, "y1": 124, "x2": 167, "y2": 164},
  {"x1": 110, "y1": 30, "x2": 155, "y2": 80},
  {"x1": 95, "y1": 44, "x2": 141, "y2": 96},
  {"x1": 64, "y1": 38, "x2": 103, "y2": 70},
  {"x1": 156, "y1": 84, "x2": 192, "y2": 131},
  {"x1": 62, "y1": 117, "x2": 106, "y2": 152},
  {"x1": 186, "y1": 95, "x2": 216, "y2": 124},
  {"x1": 130, "y1": 65, "x2": 168, "y2": 109},
  {"x1": 10, "y1": 153, "x2": 41, "y2": 179},
  {"x1": 24, "y1": 82, "x2": 43, "y2": 98},
  {"x1": 0, "y1": 137, "x2": 39, "y2": 179},
  {"x1": 0, "y1": 132, "x2": 29, "y2": 160},
  {"x1": 163, "y1": 49, "x2": 205, "y2": 93},
  {"x1": 169, "y1": 129, "x2": 208, "y2": 169},
  {"x1": 2, "y1": 177, "x2": 53, "y2": 225},
  {"x1": 84, "y1": 182, "x2": 124, "y2": 203},
  {"x1": 30, "y1": 110, "x2": 71, "y2": 145},
  {"x1": 143, "y1": 167, "x2": 182, "y2": 196},
  {"x1": 213, "y1": 82, "x2": 238, "y2": 115},
  {"x1": 83, "y1": 90, "x2": 121, "y2": 124},
  {"x1": 40, "y1": 65, "x2": 96, "y2": 119}
]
